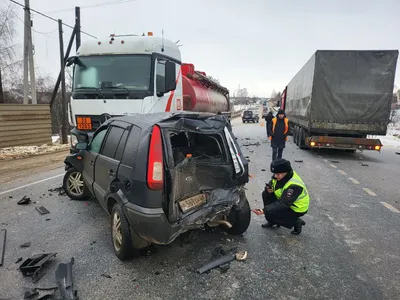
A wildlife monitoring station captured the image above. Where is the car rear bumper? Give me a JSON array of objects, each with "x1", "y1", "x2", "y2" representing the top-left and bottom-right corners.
[{"x1": 123, "y1": 197, "x2": 237, "y2": 245}]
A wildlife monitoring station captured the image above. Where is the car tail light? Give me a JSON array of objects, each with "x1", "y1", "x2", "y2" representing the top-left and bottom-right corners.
[
  {"x1": 147, "y1": 125, "x2": 164, "y2": 190},
  {"x1": 374, "y1": 145, "x2": 381, "y2": 151}
]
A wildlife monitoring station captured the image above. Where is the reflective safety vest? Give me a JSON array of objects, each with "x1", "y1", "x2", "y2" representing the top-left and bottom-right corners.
[
  {"x1": 269, "y1": 117, "x2": 289, "y2": 141},
  {"x1": 271, "y1": 171, "x2": 310, "y2": 213}
]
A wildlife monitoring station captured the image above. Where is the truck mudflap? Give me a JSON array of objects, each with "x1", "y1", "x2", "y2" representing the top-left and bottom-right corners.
[{"x1": 306, "y1": 136, "x2": 383, "y2": 151}]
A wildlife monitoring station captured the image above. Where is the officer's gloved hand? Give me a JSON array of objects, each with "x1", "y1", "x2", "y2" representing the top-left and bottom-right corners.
[{"x1": 265, "y1": 183, "x2": 273, "y2": 194}]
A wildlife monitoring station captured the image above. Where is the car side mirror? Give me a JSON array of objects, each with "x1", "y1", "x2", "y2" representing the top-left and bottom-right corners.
[
  {"x1": 66, "y1": 56, "x2": 77, "y2": 67},
  {"x1": 75, "y1": 142, "x2": 88, "y2": 150},
  {"x1": 165, "y1": 61, "x2": 176, "y2": 92}
]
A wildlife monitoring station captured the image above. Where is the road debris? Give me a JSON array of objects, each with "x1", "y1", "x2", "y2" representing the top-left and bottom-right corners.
[
  {"x1": 101, "y1": 274, "x2": 112, "y2": 279},
  {"x1": 261, "y1": 169, "x2": 266, "y2": 172},
  {"x1": 24, "y1": 288, "x2": 38, "y2": 299},
  {"x1": 361, "y1": 164, "x2": 369, "y2": 167},
  {"x1": 235, "y1": 251, "x2": 248, "y2": 261},
  {"x1": 197, "y1": 246, "x2": 246, "y2": 274},
  {"x1": 48, "y1": 187, "x2": 66, "y2": 196},
  {"x1": 15, "y1": 257, "x2": 23, "y2": 264},
  {"x1": 17, "y1": 196, "x2": 31, "y2": 205},
  {"x1": 0, "y1": 229, "x2": 6, "y2": 266},
  {"x1": 20, "y1": 242, "x2": 31, "y2": 248},
  {"x1": 330, "y1": 160, "x2": 340, "y2": 163},
  {"x1": 395, "y1": 152, "x2": 400, "y2": 155},
  {"x1": 36, "y1": 206, "x2": 50, "y2": 215},
  {"x1": 295, "y1": 160, "x2": 304, "y2": 163},
  {"x1": 243, "y1": 142, "x2": 261, "y2": 147},
  {"x1": 20, "y1": 253, "x2": 57, "y2": 283},
  {"x1": 55, "y1": 257, "x2": 78, "y2": 300}
]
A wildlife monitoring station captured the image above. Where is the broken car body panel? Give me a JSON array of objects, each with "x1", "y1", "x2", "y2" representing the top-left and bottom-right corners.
[{"x1": 63, "y1": 112, "x2": 249, "y2": 247}]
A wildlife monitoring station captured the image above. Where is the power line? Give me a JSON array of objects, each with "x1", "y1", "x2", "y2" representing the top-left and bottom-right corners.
[
  {"x1": 9, "y1": 0, "x2": 97, "y2": 39},
  {"x1": 45, "y1": 0, "x2": 137, "y2": 14}
]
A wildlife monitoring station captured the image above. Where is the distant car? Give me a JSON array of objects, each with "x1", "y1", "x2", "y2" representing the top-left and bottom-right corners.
[
  {"x1": 242, "y1": 110, "x2": 259, "y2": 123},
  {"x1": 62, "y1": 112, "x2": 251, "y2": 260}
]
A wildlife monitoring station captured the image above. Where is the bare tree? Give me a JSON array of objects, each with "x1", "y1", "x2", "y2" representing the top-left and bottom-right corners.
[{"x1": 0, "y1": 4, "x2": 18, "y2": 103}]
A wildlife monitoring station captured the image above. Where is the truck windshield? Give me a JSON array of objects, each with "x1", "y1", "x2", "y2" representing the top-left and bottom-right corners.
[{"x1": 72, "y1": 55, "x2": 151, "y2": 92}]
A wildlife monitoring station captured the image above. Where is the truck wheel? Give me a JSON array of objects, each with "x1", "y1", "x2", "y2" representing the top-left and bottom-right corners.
[
  {"x1": 111, "y1": 203, "x2": 137, "y2": 261},
  {"x1": 294, "y1": 126, "x2": 300, "y2": 146},
  {"x1": 222, "y1": 197, "x2": 251, "y2": 235},
  {"x1": 299, "y1": 128, "x2": 309, "y2": 150},
  {"x1": 63, "y1": 167, "x2": 89, "y2": 200}
]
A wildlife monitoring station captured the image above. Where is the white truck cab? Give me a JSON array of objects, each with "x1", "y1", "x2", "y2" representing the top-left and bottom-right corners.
[{"x1": 66, "y1": 33, "x2": 183, "y2": 132}]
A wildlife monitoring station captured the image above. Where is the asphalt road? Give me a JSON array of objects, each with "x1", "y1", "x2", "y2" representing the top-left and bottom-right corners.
[{"x1": 0, "y1": 119, "x2": 399, "y2": 300}]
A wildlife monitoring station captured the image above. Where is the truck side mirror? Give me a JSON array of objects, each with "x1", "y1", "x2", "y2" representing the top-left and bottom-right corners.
[
  {"x1": 165, "y1": 61, "x2": 176, "y2": 92},
  {"x1": 66, "y1": 56, "x2": 77, "y2": 67}
]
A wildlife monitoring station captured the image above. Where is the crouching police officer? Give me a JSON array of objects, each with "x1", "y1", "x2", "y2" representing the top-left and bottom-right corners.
[{"x1": 261, "y1": 158, "x2": 310, "y2": 234}]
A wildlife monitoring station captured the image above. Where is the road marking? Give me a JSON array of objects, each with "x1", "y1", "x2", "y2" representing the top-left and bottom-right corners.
[
  {"x1": 380, "y1": 202, "x2": 400, "y2": 213},
  {"x1": 329, "y1": 164, "x2": 337, "y2": 169},
  {"x1": 338, "y1": 170, "x2": 347, "y2": 175},
  {"x1": 0, "y1": 174, "x2": 64, "y2": 196},
  {"x1": 349, "y1": 178, "x2": 360, "y2": 185},
  {"x1": 363, "y1": 188, "x2": 377, "y2": 197}
]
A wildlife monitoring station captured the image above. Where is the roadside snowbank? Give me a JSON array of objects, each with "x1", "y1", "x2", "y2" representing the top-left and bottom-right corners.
[{"x1": 0, "y1": 142, "x2": 69, "y2": 160}]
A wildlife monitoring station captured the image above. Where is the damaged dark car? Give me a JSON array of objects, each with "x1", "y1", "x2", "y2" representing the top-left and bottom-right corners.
[{"x1": 62, "y1": 112, "x2": 251, "y2": 260}]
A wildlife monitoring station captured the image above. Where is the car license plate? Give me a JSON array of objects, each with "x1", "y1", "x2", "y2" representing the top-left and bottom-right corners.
[{"x1": 179, "y1": 194, "x2": 207, "y2": 213}]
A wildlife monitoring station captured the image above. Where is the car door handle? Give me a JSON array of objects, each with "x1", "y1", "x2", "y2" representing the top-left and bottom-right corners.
[
  {"x1": 90, "y1": 160, "x2": 94, "y2": 166},
  {"x1": 108, "y1": 169, "x2": 114, "y2": 176}
]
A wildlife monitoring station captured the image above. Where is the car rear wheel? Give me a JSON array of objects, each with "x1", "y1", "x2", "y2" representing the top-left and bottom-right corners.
[
  {"x1": 63, "y1": 167, "x2": 89, "y2": 200},
  {"x1": 111, "y1": 203, "x2": 135, "y2": 261},
  {"x1": 222, "y1": 196, "x2": 251, "y2": 235}
]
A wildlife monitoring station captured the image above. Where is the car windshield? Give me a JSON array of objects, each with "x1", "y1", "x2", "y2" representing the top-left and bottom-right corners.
[{"x1": 72, "y1": 55, "x2": 151, "y2": 91}]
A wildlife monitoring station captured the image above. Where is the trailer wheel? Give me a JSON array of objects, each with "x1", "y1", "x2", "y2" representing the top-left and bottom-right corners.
[
  {"x1": 294, "y1": 126, "x2": 299, "y2": 146},
  {"x1": 299, "y1": 128, "x2": 309, "y2": 150}
]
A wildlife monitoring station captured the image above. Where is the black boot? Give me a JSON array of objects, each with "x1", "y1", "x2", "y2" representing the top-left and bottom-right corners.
[
  {"x1": 291, "y1": 218, "x2": 306, "y2": 235},
  {"x1": 261, "y1": 222, "x2": 281, "y2": 228},
  {"x1": 261, "y1": 221, "x2": 275, "y2": 228}
]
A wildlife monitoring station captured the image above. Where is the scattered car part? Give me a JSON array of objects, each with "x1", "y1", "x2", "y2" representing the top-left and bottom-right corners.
[
  {"x1": 36, "y1": 206, "x2": 50, "y2": 215},
  {"x1": 18, "y1": 196, "x2": 31, "y2": 205},
  {"x1": 294, "y1": 160, "x2": 304, "y2": 163},
  {"x1": 20, "y1": 253, "x2": 57, "y2": 283},
  {"x1": 197, "y1": 253, "x2": 236, "y2": 274},
  {"x1": 396, "y1": 152, "x2": 400, "y2": 155},
  {"x1": 23, "y1": 288, "x2": 38, "y2": 299},
  {"x1": 20, "y1": 242, "x2": 31, "y2": 248},
  {"x1": 235, "y1": 250, "x2": 248, "y2": 261},
  {"x1": 15, "y1": 257, "x2": 23, "y2": 264},
  {"x1": 36, "y1": 287, "x2": 58, "y2": 300},
  {"x1": 0, "y1": 229, "x2": 6, "y2": 266},
  {"x1": 55, "y1": 257, "x2": 77, "y2": 300},
  {"x1": 101, "y1": 273, "x2": 112, "y2": 279}
]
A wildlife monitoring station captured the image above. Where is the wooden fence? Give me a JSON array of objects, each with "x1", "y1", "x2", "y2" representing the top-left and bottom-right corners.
[{"x1": 0, "y1": 104, "x2": 52, "y2": 148}]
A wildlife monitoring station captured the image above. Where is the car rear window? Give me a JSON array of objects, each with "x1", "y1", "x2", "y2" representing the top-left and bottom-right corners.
[{"x1": 244, "y1": 111, "x2": 253, "y2": 115}]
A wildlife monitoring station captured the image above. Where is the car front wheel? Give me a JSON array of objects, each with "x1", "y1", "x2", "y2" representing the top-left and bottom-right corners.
[
  {"x1": 222, "y1": 196, "x2": 251, "y2": 235},
  {"x1": 63, "y1": 167, "x2": 89, "y2": 200}
]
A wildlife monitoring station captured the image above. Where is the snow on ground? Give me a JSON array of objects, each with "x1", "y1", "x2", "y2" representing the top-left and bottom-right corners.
[{"x1": 0, "y1": 137, "x2": 69, "y2": 160}]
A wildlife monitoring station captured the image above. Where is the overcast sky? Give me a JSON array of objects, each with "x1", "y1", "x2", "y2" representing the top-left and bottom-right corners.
[{"x1": 4, "y1": 0, "x2": 400, "y2": 96}]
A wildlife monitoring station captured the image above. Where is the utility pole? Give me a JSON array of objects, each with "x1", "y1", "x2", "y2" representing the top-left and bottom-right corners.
[
  {"x1": 22, "y1": 0, "x2": 37, "y2": 104},
  {"x1": 58, "y1": 20, "x2": 68, "y2": 144},
  {"x1": 27, "y1": 15, "x2": 37, "y2": 104},
  {"x1": 23, "y1": 0, "x2": 29, "y2": 104},
  {"x1": 75, "y1": 7, "x2": 81, "y2": 51},
  {"x1": 0, "y1": 68, "x2": 4, "y2": 103}
]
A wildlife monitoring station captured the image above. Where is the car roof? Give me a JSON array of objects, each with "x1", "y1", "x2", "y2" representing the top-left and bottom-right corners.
[{"x1": 108, "y1": 112, "x2": 227, "y2": 130}]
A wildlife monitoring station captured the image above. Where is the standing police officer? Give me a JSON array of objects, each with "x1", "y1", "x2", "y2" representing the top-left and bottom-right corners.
[{"x1": 260, "y1": 158, "x2": 310, "y2": 234}]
